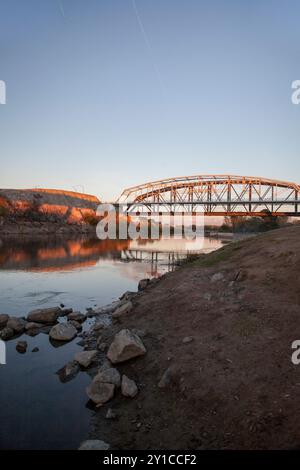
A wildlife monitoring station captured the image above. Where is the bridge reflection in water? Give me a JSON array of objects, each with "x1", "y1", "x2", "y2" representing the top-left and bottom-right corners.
[{"x1": 0, "y1": 235, "x2": 225, "y2": 274}]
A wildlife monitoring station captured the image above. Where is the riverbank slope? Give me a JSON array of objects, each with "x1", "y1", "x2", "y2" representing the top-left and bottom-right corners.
[{"x1": 89, "y1": 223, "x2": 300, "y2": 449}]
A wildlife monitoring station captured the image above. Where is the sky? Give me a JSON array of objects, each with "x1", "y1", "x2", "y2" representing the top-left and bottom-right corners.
[{"x1": 0, "y1": 0, "x2": 300, "y2": 201}]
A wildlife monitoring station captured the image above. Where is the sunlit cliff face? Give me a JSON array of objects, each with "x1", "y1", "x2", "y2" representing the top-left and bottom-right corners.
[{"x1": 0, "y1": 188, "x2": 101, "y2": 225}]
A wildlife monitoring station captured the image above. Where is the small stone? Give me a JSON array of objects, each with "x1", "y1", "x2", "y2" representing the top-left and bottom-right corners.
[
  {"x1": 0, "y1": 327, "x2": 14, "y2": 340},
  {"x1": 158, "y1": 366, "x2": 177, "y2": 389},
  {"x1": 16, "y1": 340, "x2": 27, "y2": 353},
  {"x1": 74, "y1": 350, "x2": 97, "y2": 368},
  {"x1": 211, "y1": 272, "x2": 224, "y2": 282},
  {"x1": 182, "y1": 336, "x2": 193, "y2": 344},
  {"x1": 112, "y1": 301, "x2": 133, "y2": 319},
  {"x1": 138, "y1": 278, "x2": 150, "y2": 291},
  {"x1": 0, "y1": 314, "x2": 9, "y2": 329},
  {"x1": 105, "y1": 408, "x2": 117, "y2": 420},
  {"x1": 49, "y1": 323, "x2": 77, "y2": 342},
  {"x1": 235, "y1": 270, "x2": 247, "y2": 282},
  {"x1": 79, "y1": 440, "x2": 110, "y2": 451},
  {"x1": 203, "y1": 293, "x2": 212, "y2": 301},
  {"x1": 32, "y1": 347, "x2": 39, "y2": 353},
  {"x1": 107, "y1": 329, "x2": 146, "y2": 364},
  {"x1": 121, "y1": 375, "x2": 138, "y2": 398}
]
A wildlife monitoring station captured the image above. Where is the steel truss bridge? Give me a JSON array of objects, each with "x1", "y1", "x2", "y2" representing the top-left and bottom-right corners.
[{"x1": 116, "y1": 175, "x2": 300, "y2": 216}]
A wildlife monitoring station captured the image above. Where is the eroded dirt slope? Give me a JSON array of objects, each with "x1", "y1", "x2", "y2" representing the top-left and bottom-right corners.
[{"x1": 90, "y1": 224, "x2": 300, "y2": 449}]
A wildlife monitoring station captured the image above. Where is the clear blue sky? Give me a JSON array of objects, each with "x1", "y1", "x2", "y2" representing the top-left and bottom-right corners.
[{"x1": 0, "y1": 0, "x2": 300, "y2": 200}]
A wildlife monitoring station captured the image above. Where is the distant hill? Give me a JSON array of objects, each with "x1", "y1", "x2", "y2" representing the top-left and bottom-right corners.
[{"x1": 0, "y1": 188, "x2": 101, "y2": 234}]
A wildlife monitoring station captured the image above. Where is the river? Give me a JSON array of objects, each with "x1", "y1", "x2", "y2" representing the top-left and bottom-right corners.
[{"x1": 0, "y1": 234, "x2": 226, "y2": 449}]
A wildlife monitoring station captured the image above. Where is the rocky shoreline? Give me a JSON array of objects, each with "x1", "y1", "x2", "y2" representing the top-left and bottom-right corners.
[
  {"x1": 2, "y1": 224, "x2": 300, "y2": 450},
  {"x1": 0, "y1": 277, "x2": 158, "y2": 450}
]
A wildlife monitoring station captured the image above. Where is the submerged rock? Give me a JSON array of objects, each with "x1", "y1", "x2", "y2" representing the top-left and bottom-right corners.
[
  {"x1": 107, "y1": 329, "x2": 146, "y2": 364},
  {"x1": 74, "y1": 350, "x2": 97, "y2": 368},
  {"x1": 79, "y1": 440, "x2": 110, "y2": 450},
  {"x1": 27, "y1": 307, "x2": 61, "y2": 324},
  {"x1": 121, "y1": 375, "x2": 138, "y2": 398},
  {"x1": 49, "y1": 323, "x2": 77, "y2": 342},
  {"x1": 57, "y1": 360, "x2": 79, "y2": 383}
]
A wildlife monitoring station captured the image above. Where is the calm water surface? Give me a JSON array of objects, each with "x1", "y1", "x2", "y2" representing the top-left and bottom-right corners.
[{"x1": 0, "y1": 234, "x2": 225, "y2": 449}]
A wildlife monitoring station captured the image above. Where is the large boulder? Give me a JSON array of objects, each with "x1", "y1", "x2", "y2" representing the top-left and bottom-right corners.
[
  {"x1": 0, "y1": 314, "x2": 9, "y2": 329},
  {"x1": 74, "y1": 350, "x2": 97, "y2": 368},
  {"x1": 6, "y1": 317, "x2": 26, "y2": 334},
  {"x1": 27, "y1": 307, "x2": 61, "y2": 324},
  {"x1": 107, "y1": 329, "x2": 146, "y2": 364},
  {"x1": 49, "y1": 323, "x2": 77, "y2": 342}
]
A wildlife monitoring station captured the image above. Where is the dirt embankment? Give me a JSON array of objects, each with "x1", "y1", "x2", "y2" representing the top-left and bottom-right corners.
[
  {"x1": 0, "y1": 188, "x2": 100, "y2": 234},
  {"x1": 90, "y1": 224, "x2": 300, "y2": 449}
]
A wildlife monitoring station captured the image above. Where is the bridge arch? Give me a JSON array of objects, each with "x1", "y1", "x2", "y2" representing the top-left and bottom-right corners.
[{"x1": 117, "y1": 175, "x2": 300, "y2": 216}]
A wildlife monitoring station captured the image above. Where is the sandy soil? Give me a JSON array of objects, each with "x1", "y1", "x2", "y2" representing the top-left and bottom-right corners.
[{"x1": 89, "y1": 224, "x2": 300, "y2": 450}]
